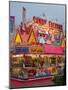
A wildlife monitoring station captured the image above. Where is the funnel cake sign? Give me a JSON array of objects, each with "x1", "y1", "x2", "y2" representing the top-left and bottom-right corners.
[{"x1": 33, "y1": 16, "x2": 46, "y2": 25}]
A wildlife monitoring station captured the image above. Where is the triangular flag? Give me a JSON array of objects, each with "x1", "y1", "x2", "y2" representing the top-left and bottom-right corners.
[
  {"x1": 28, "y1": 30, "x2": 36, "y2": 44},
  {"x1": 61, "y1": 38, "x2": 65, "y2": 48},
  {"x1": 15, "y1": 32, "x2": 22, "y2": 44}
]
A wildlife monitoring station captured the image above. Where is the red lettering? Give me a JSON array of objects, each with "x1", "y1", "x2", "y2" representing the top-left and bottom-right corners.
[{"x1": 33, "y1": 16, "x2": 46, "y2": 24}]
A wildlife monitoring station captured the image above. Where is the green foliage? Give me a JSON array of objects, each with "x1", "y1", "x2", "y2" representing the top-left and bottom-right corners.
[{"x1": 53, "y1": 75, "x2": 66, "y2": 86}]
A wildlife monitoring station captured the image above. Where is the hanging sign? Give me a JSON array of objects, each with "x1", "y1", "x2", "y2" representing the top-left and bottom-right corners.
[
  {"x1": 30, "y1": 45, "x2": 43, "y2": 53},
  {"x1": 15, "y1": 47, "x2": 29, "y2": 53},
  {"x1": 10, "y1": 16, "x2": 15, "y2": 33},
  {"x1": 33, "y1": 16, "x2": 46, "y2": 25},
  {"x1": 49, "y1": 21, "x2": 63, "y2": 31}
]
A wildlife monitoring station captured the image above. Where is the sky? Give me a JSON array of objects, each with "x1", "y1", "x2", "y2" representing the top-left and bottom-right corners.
[{"x1": 9, "y1": 1, "x2": 66, "y2": 30}]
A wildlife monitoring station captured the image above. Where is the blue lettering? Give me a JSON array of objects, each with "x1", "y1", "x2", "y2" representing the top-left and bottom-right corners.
[{"x1": 16, "y1": 47, "x2": 29, "y2": 53}]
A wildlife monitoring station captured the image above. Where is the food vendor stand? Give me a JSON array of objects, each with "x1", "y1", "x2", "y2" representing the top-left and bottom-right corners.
[{"x1": 10, "y1": 16, "x2": 65, "y2": 88}]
